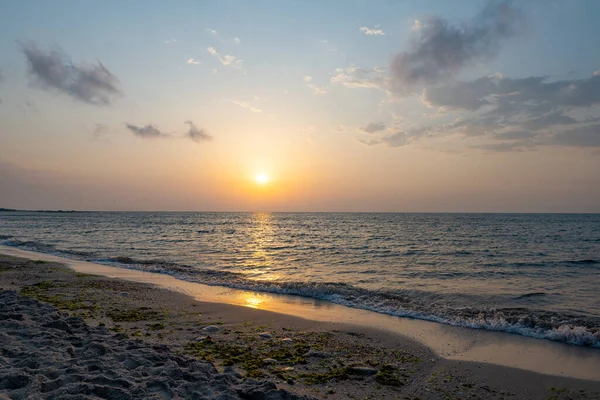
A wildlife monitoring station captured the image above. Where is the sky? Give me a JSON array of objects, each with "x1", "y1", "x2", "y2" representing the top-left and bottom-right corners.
[{"x1": 0, "y1": 0, "x2": 599, "y2": 212}]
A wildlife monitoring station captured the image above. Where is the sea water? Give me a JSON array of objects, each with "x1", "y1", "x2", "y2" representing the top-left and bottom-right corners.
[{"x1": 1, "y1": 212, "x2": 599, "y2": 347}]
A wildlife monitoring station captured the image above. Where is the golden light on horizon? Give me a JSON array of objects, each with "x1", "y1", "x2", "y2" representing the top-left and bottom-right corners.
[{"x1": 255, "y1": 173, "x2": 269, "y2": 185}]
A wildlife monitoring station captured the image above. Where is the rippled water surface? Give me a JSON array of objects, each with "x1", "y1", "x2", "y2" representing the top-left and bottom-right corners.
[{"x1": 1, "y1": 212, "x2": 599, "y2": 346}]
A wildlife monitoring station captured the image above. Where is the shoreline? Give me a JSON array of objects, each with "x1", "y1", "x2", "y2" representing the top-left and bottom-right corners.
[
  {"x1": 2, "y1": 245, "x2": 600, "y2": 382},
  {"x1": 1, "y1": 254, "x2": 600, "y2": 398}
]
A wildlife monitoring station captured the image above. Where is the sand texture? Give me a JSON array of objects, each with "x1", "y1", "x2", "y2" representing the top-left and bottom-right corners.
[{"x1": 0, "y1": 290, "x2": 311, "y2": 400}]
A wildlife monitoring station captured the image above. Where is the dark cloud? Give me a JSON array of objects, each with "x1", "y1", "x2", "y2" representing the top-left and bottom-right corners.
[
  {"x1": 125, "y1": 124, "x2": 168, "y2": 139},
  {"x1": 185, "y1": 120, "x2": 213, "y2": 142},
  {"x1": 424, "y1": 74, "x2": 600, "y2": 113},
  {"x1": 390, "y1": 0, "x2": 523, "y2": 92},
  {"x1": 361, "y1": 122, "x2": 386, "y2": 133},
  {"x1": 420, "y1": 72, "x2": 600, "y2": 149},
  {"x1": 21, "y1": 41, "x2": 122, "y2": 105},
  {"x1": 126, "y1": 121, "x2": 213, "y2": 142},
  {"x1": 549, "y1": 124, "x2": 600, "y2": 147},
  {"x1": 521, "y1": 112, "x2": 578, "y2": 131}
]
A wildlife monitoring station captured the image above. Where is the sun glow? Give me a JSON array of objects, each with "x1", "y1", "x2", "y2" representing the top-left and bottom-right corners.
[{"x1": 255, "y1": 173, "x2": 269, "y2": 184}]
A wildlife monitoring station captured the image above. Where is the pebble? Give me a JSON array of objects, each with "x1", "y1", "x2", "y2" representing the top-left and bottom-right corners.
[
  {"x1": 258, "y1": 332, "x2": 272, "y2": 339},
  {"x1": 262, "y1": 358, "x2": 278, "y2": 364},
  {"x1": 119, "y1": 292, "x2": 130, "y2": 297},
  {"x1": 194, "y1": 336, "x2": 208, "y2": 342},
  {"x1": 202, "y1": 325, "x2": 221, "y2": 333},
  {"x1": 281, "y1": 338, "x2": 293, "y2": 344}
]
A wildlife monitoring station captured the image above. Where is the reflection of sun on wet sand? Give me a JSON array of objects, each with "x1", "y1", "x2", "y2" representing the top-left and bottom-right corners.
[{"x1": 1, "y1": 253, "x2": 600, "y2": 400}]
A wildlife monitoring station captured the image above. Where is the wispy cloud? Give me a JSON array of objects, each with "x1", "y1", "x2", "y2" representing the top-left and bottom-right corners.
[
  {"x1": 308, "y1": 84, "x2": 327, "y2": 95},
  {"x1": 231, "y1": 100, "x2": 262, "y2": 113},
  {"x1": 126, "y1": 121, "x2": 213, "y2": 142},
  {"x1": 359, "y1": 25, "x2": 385, "y2": 36},
  {"x1": 361, "y1": 123, "x2": 386, "y2": 133},
  {"x1": 207, "y1": 47, "x2": 242, "y2": 67},
  {"x1": 389, "y1": 0, "x2": 524, "y2": 92},
  {"x1": 185, "y1": 120, "x2": 213, "y2": 142},
  {"x1": 92, "y1": 123, "x2": 110, "y2": 140},
  {"x1": 304, "y1": 76, "x2": 313, "y2": 82},
  {"x1": 356, "y1": 139, "x2": 383, "y2": 146},
  {"x1": 331, "y1": 66, "x2": 387, "y2": 90},
  {"x1": 234, "y1": 37, "x2": 241, "y2": 44},
  {"x1": 163, "y1": 39, "x2": 177, "y2": 44},
  {"x1": 206, "y1": 28, "x2": 218, "y2": 36},
  {"x1": 125, "y1": 124, "x2": 168, "y2": 139},
  {"x1": 21, "y1": 41, "x2": 122, "y2": 106},
  {"x1": 187, "y1": 58, "x2": 201, "y2": 65}
]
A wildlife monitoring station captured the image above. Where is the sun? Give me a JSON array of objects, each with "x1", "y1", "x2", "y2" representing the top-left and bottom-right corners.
[{"x1": 255, "y1": 173, "x2": 269, "y2": 184}]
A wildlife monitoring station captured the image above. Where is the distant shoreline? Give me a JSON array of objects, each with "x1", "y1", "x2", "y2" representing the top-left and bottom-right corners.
[
  {"x1": 0, "y1": 208, "x2": 79, "y2": 213},
  {"x1": 1, "y1": 208, "x2": 599, "y2": 215}
]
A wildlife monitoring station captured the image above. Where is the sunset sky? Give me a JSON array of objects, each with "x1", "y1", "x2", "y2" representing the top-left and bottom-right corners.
[{"x1": 1, "y1": 0, "x2": 599, "y2": 212}]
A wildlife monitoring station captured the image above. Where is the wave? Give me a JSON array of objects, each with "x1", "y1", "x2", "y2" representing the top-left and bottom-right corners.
[
  {"x1": 95, "y1": 256, "x2": 600, "y2": 348},
  {"x1": 515, "y1": 292, "x2": 547, "y2": 299},
  {"x1": 3, "y1": 239, "x2": 599, "y2": 348},
  {"x1": 1, "y1": 239, "x2": 96, "y2": 258}
]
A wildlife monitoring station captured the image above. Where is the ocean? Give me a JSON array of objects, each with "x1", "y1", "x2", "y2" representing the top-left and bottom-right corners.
[{"x1": 1, "y1": 211, "x2": 599, "y2": 347}]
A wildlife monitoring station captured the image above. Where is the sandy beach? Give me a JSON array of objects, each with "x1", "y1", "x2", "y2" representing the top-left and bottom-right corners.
[{"x1": 1, "y1": 253, "x2": 599, "y2": 399}]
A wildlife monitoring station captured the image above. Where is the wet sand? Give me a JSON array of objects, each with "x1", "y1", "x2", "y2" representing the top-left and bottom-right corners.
[{"x1": 1, "y1": 251, "x2": 600, "y2": 399}]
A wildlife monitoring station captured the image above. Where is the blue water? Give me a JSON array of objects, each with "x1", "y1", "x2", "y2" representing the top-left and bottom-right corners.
[{"x1": 1, "y1": 212, "x2": 599, "y2": 347}]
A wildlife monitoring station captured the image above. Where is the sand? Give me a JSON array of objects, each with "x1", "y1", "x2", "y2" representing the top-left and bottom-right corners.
[{"x1": 1, "y1": 253, "x2": 600, "y2": 399}]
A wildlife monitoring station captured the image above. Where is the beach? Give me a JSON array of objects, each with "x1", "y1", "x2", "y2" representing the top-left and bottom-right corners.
[{"x1": 1, "y1": 253, "x2": 599, "y2": 399}]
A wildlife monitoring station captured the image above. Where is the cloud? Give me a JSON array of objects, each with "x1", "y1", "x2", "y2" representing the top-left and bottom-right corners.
[
  {"x1": 92, "y1": 123, "x2": 110, "y2": 140},
  {"x1": 389, "y1": 0, "x2": 524, "y2": 92},
  {"x1": 126, "y1": 122, "x2": 213, "y2": 142},
  {"x1": 187, "y1": 58, "x2": 201, "y2": 65},
  {"x1": 357, "y1": 139, "x2": 383, "y2": 146},
  {"x1": 361, "y1": 123, "x2": 386, "y2": 133},
  {"x1": 231, "y1": 100, "x2": 261, "y2": 113},
  {"x1": 594, "y1": 70, "x2": 600, "y2": 77},
  {"x1": 425, "y1": 71, "x2": 600, "y2": 115},
  {"x1": 185, "y1": 120, "x2": 213, "y2": 142},
  {"x1": 359, "y1": 25, "x2": 385, "y2": 36},
  {"x1": 163, "y1": 39, "x2": 177, "y2": 44},
  {"x1": 304, "y1": 76, "x2": 312, "y2": 82},
  {"x1": 0, "y1": 69, "x2": 4, "y2": 83},
  {"x1": 21, "y1": 41, "x2": 122, "y2": 105},
  {"x1": 308, "y1": 84, "x2": 327, "y2": 95},
  {"x1": 207, "y1": 47, "x2": 242, "y2": 67},
  {"x1": 381, "y1": 131, "x2": 410, "y2": 147},
  {"x1": 125, "y1": 123, "x2": 168, "y2": 139},
  {"x1": 234, "y1": 37, "x2": 241, "y2": 44},
  {"x1": 206, "y1": 28, "x2": 217, "y2": 36},
  {"x1": 331, "y1": 66, "x2": 387, "y2": 90},
  {"x1": 548, "y1": 124, "x2": 600, "y2": 147},
  {"x1": 474, "y1": 142, "x2": 534, "y2": 152}
]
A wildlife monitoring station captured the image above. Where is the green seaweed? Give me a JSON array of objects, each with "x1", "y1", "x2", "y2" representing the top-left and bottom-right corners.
[
  {"x1": 299, "y1": 367, "x2": 350, "y2": 385},
  {"x1": 147, "y1": 322, "x2": 165, "y2": 331},
  {"x1": 375, "y1": 364, "x2": 404, "y2": 387},
  {"x1": 107, "y1": 307, "x2": 161, "y2": 322}
]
